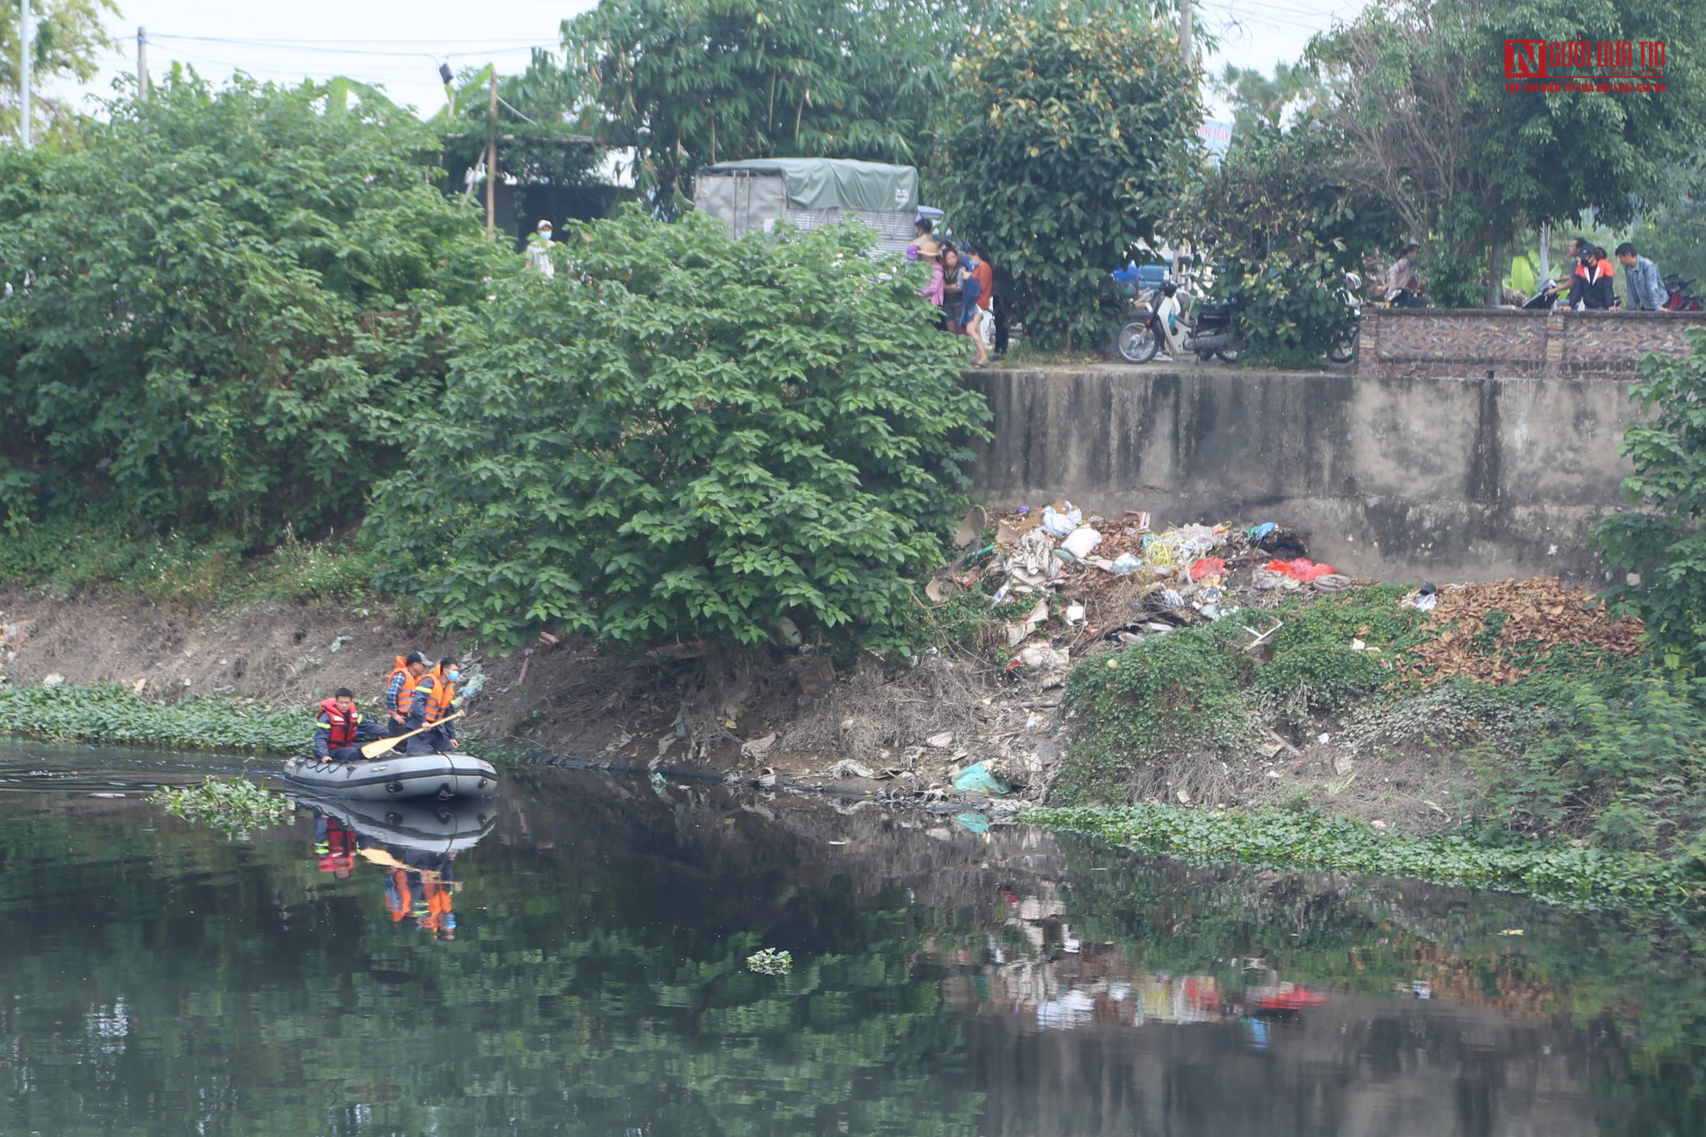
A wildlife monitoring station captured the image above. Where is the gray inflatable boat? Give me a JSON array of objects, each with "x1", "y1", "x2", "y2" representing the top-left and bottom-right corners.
[{"x1": 283, "y1": 750, "x2": 499, "y2": 801}]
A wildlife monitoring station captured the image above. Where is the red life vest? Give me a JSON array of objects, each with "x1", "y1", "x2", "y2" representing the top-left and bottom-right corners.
[{"x1": 317, "y1": 698, "x2": 362, "y2": 749}]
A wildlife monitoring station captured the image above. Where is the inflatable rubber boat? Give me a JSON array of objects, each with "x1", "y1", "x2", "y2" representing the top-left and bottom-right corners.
[{"x1": 283, "y1": 749, "x2": 499, "y2": 801}]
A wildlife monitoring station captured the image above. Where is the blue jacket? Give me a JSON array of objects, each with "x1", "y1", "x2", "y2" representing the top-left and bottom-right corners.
[{"x1": 1625, "y1": 255, "x2": 1666, "y2": 311}]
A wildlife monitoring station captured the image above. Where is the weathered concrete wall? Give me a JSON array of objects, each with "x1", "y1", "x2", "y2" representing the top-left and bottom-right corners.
[
  {"x1": 1357, "y1": 307, "x2": 1706, "y2": 379},
  {"x1": 965, "y1": 368, "x2": 1644, "y2": 583}
]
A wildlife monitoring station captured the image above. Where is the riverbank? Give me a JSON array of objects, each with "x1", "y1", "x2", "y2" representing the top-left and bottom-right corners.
[{"x1": 3, "y1": 507, "x2": 1701, "y2": 911}]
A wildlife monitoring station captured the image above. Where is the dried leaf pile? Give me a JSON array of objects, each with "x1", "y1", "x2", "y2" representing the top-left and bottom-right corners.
[{"x1": 1408, "y1": 580, "x2": 1644, "y2": 685}]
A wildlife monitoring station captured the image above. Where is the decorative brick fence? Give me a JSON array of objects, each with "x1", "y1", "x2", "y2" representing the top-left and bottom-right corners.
[{"x1": 1355, "y1": 307, "x2": 1706, "y2": 379}]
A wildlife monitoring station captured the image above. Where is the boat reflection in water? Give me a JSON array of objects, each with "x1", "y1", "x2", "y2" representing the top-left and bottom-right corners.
[{"x1": 302, "y1": 794, "x2": 498, "y2": 941}]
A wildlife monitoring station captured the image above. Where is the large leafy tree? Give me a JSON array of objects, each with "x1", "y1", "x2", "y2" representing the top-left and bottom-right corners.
[
  {"x1": 0, "y1": 0, "x2": 116, "y2": 142},
  {"x1": 559, "y1": 0, "x2": 985, "y2": 215},
  {"x1": 942, "y1": 4, "x2": 1197, "y2": 350},
  {"x1": 1309, "y1": 0, "x2": 1706, "y2": 305},
  {"x1": 0, "y1": 73, "x2": 498, "y2": 543},
  {"x1": 1594, "y1": 330, "x2": 1706, "y2": 673},
  {"x1": 365, "y1": 206, "x2": 989, "y2": 652}
]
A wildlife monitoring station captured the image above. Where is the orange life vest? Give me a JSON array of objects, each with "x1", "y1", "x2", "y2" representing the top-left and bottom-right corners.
[
  {"x1": 386, "y1": 655, "x2": 421, "y2": 716},
  {"x1": 416, "y1": 665, "x2": 458, "y2": 725}
]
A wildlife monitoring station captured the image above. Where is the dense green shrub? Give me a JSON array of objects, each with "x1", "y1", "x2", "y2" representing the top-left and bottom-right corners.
[
  {"x1": 1595, "y1": 329, "x2": 1706, "y2": 673},
  {"x1": 365, "y1": 206, "x2": 988, "y2": 652},
  {"x1": 0, "y1": 74, "x2": 498, "y2": 543},
  {"x1": 1056, "y1": 624, "x2": 1252, "y2": 804},
  {"x1": 1254, "y1": 584, "x2": 1426, "y2": 721}
]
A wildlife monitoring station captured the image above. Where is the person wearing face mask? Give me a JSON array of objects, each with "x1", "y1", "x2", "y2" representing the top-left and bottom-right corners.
[{"x1": 404, "y1": 656, "x2": 462, "y2": 755}]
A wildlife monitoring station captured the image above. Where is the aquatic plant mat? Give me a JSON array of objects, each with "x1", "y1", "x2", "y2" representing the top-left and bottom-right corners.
[{"x1": 1033, "y1": 804, "x2": 1701, "y2": 911}]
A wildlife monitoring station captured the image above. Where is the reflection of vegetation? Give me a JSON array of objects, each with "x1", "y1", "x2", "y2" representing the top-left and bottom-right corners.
[
  {"x1": 1051, "y1": 833, "x2": 1706, "y2": 1136},
  {"x1": 151, "y1": 776, "x2": 293, "y2": 839},
  {"x1": 0, "y1": 802, "x2": 984, "y2": 1136}
]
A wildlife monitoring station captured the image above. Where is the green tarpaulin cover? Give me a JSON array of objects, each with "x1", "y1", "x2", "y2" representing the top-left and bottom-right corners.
[{"x1": 699, "y1": 158, "x2": 918, "y2": 214}]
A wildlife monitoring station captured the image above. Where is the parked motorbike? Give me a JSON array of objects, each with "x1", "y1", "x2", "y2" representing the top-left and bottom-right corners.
[
  {"x1": 1116, "y1": 273, "x2": 1360, "y2": 365},
  {"x1": 1665, "y1": 275, "x2": 1703, "y2": 312}
]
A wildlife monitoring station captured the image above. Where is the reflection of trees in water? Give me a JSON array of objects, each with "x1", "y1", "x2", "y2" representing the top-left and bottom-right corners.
[
  {"x1": 0, "y1": 778, "x2": 997, "y2": 1135},
  {"x1": 5, "y1": 773, "x2": 1706, "y2": 1135}
]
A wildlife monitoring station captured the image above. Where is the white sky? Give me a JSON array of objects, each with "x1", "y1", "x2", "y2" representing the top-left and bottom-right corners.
[{"x1": 54, "y1": 0, "x2": 1367, "y2": 128}]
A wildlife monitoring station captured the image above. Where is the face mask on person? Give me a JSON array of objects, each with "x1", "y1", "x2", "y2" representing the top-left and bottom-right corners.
[{"x1": 446, "y1": 669, "x2": 461, "y2": 684}]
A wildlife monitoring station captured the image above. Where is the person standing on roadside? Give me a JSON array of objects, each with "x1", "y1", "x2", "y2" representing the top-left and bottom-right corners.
[
  {"x1": 961, "y1": 246, "x2": 991, "y2": 367},
  {"x1": 939, "y1": 243, "x2": 965, "y2": 332},
  {"x1": 1616, "y1": 243, "x2": 1666, "y2": 311},
  {"x1": 525, "y1": 219, "x2": 556, "y2": 277},
  {"x1": 1385, "y1": 243, "x2": 1426, "y2": 307}
]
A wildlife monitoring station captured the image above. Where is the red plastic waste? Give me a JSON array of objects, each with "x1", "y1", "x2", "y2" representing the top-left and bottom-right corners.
[
  {"x1": 1264, "y1": 558, "x2": 1337, "y2": 582},
  {"x1": 1188, "y1": 556, "x2": 1226, "y2": 582}
]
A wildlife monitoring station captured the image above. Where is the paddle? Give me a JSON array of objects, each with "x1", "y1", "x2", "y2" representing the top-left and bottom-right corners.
[{"x1": 359, "y1": 710, "x2": 466, "y2": 760}]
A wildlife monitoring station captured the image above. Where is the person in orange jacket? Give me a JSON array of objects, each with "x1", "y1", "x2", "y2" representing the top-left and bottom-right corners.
[
  {"x1": 404, "y1": 657, "x2": 461, "y2": 755},
  {"x1": 383, "y1": 651, "x2": 429, "y2": 736}
]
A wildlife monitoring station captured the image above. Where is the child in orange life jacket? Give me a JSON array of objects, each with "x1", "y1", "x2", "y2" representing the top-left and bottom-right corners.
[
  {"x1": 313, "y1": 687, "x2": 368, "y2": 763},
  {"x1": 404, "y1": 657, "x2": 461, "y2": 756},
  {"x1": 383, "y1": 651, "x2": 429, "y2": 735}
]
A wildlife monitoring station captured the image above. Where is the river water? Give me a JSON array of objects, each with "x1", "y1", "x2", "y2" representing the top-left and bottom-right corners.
[{"x1": 0, "y1": 737, "x2": 1700, "y2": 1137}]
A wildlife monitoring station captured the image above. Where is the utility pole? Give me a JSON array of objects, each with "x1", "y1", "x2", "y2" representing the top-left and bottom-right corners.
[
  {"x1": 1538, "y1": 222, "x2": 1551, "y2": 283},
  {"x1": 485, "y1": 73, "x2": 497, "y2": 232},
  {"x1": 18, "y1": 0, "x2": 31, "y2": 147},
  {"x1": 137, "y1": 26, "x2": 149, "y2": 101},
  {"x1": 1180, "y1": 0, "x2": 1193, "y2": 78}
]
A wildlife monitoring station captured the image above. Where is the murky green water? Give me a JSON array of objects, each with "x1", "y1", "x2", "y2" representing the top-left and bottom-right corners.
[{"x1": 0, "y1": 737, "x2": 1702, "y2": 1136}]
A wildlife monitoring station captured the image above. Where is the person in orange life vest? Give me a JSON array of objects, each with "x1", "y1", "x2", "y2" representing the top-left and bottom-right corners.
[
  {"x1": 313, "y1": 687, "x2": 368, "y2": 763},
  {"x1": 383, "y1": 651, "x2": 429, "y2": 736},
  {"x1": 404, "y1": 657, "x2": 461, "y2": 756},
  {"x1": 312, "y1": 811, "x2": 360, "y2": 879}
]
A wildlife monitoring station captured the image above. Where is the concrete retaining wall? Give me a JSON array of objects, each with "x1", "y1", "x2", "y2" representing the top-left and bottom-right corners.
[{"x1": 964, "y1": 367, "x2": 1646, "y2": 583}]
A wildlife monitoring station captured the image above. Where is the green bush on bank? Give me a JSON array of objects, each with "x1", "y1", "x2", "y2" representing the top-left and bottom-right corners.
[
  {"x1": 1032, "y1": 803, "x2": 1700, "y2": 910},
  {"x1": 0, "y1": 685, "x2": 304, "y2": 754}
]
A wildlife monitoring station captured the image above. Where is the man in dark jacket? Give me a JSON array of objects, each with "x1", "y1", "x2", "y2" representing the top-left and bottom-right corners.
[{"x1": 313, "y1": 687, "x2": 367, "y2": 763}]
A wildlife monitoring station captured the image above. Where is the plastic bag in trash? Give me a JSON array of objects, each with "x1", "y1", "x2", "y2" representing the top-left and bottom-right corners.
[
  {"x1": 1188, "y1": 556, "x2": 1225, "y2": 582},
  {"x1": 1111, "y1": 552, "x2": 1142, "y2": 574},
  {"x1": 1246, "y1": 522, "x2": 1278, "y2": 540},
  {"x1": 1061, "y1": 526, "x2": 1103, "y2": 559},
  {"x1": 1265, "y1": 558, "x2": 1337, "y2": 582},
  {"x1": 954, "y1": 762, "x2": 1011, "y2": 796},
  {"x1": 1041, "y1": 502, "x2": 1083, "y2": 537}
]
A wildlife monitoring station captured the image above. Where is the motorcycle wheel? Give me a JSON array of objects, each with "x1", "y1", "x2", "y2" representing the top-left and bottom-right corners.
[
  {"x1": 1215, "y1": 347, "x2": 1240, "y2": 363},
  {"x1": 1327, "y1": 330, "x2": 1360, "y2": 364},
  {"x1": 1115, "y1": 319, "x2": 1159, "y2": 364}
]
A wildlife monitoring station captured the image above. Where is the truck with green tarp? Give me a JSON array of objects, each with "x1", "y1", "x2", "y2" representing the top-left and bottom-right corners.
[{"x1": 693, "y1": 157, "x2": 922, "y2": 254}]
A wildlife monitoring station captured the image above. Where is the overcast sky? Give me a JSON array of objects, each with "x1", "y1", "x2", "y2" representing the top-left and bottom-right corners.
[{"x1": 56, "y1": 0, "x2": 1367, "y2": 127}]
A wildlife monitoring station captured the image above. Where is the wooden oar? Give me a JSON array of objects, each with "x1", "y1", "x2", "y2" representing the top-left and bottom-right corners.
[{"x1": 359, "y1": 710, "x2": 466, "y2": 760}]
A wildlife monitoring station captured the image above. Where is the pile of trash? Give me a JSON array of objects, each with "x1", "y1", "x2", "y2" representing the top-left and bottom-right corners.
[{"x1": 925, "y1": 500, "x2": 1356, "y2": 687}]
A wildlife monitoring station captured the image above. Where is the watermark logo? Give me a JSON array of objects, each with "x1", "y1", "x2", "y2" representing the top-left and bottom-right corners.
[{"x1": 1503, "y1": 37, "x2": 1665, "y2": 93}]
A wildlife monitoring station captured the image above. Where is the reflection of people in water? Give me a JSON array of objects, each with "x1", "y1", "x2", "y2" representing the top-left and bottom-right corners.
[
  {"x1": 382, "y1": 848, "x2": 459, "y2": 941},
  {"x1": 312, "y1": 814, "x2": 361, "y2": 879}
]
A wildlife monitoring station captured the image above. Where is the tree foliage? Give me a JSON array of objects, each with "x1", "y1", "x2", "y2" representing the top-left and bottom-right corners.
[
  {"x1": 0, "y1": 0, "x2": 116, "y2": 142},
  {"x1": 1308, "y1": 0, "x2": 1706, "y2": 304},
  {"x1": 560, "y1": 0, "x2": 984, "y2": 215},
  {"x1": 1594, "y1": 331, "x2": 1706, "y2": 673},
  {"x1": 1183, "y1": 119, "x2": 1390, "y2": 364},
  {"x1": 365, "y1": 206, "x2": 989, "y2": 652},
  {"x1": 0, "y1": 73, "x2": 498, "y2": 543},
  {"x1": 942, "y1": 5, "x2": 1197, "y2": 350}
]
